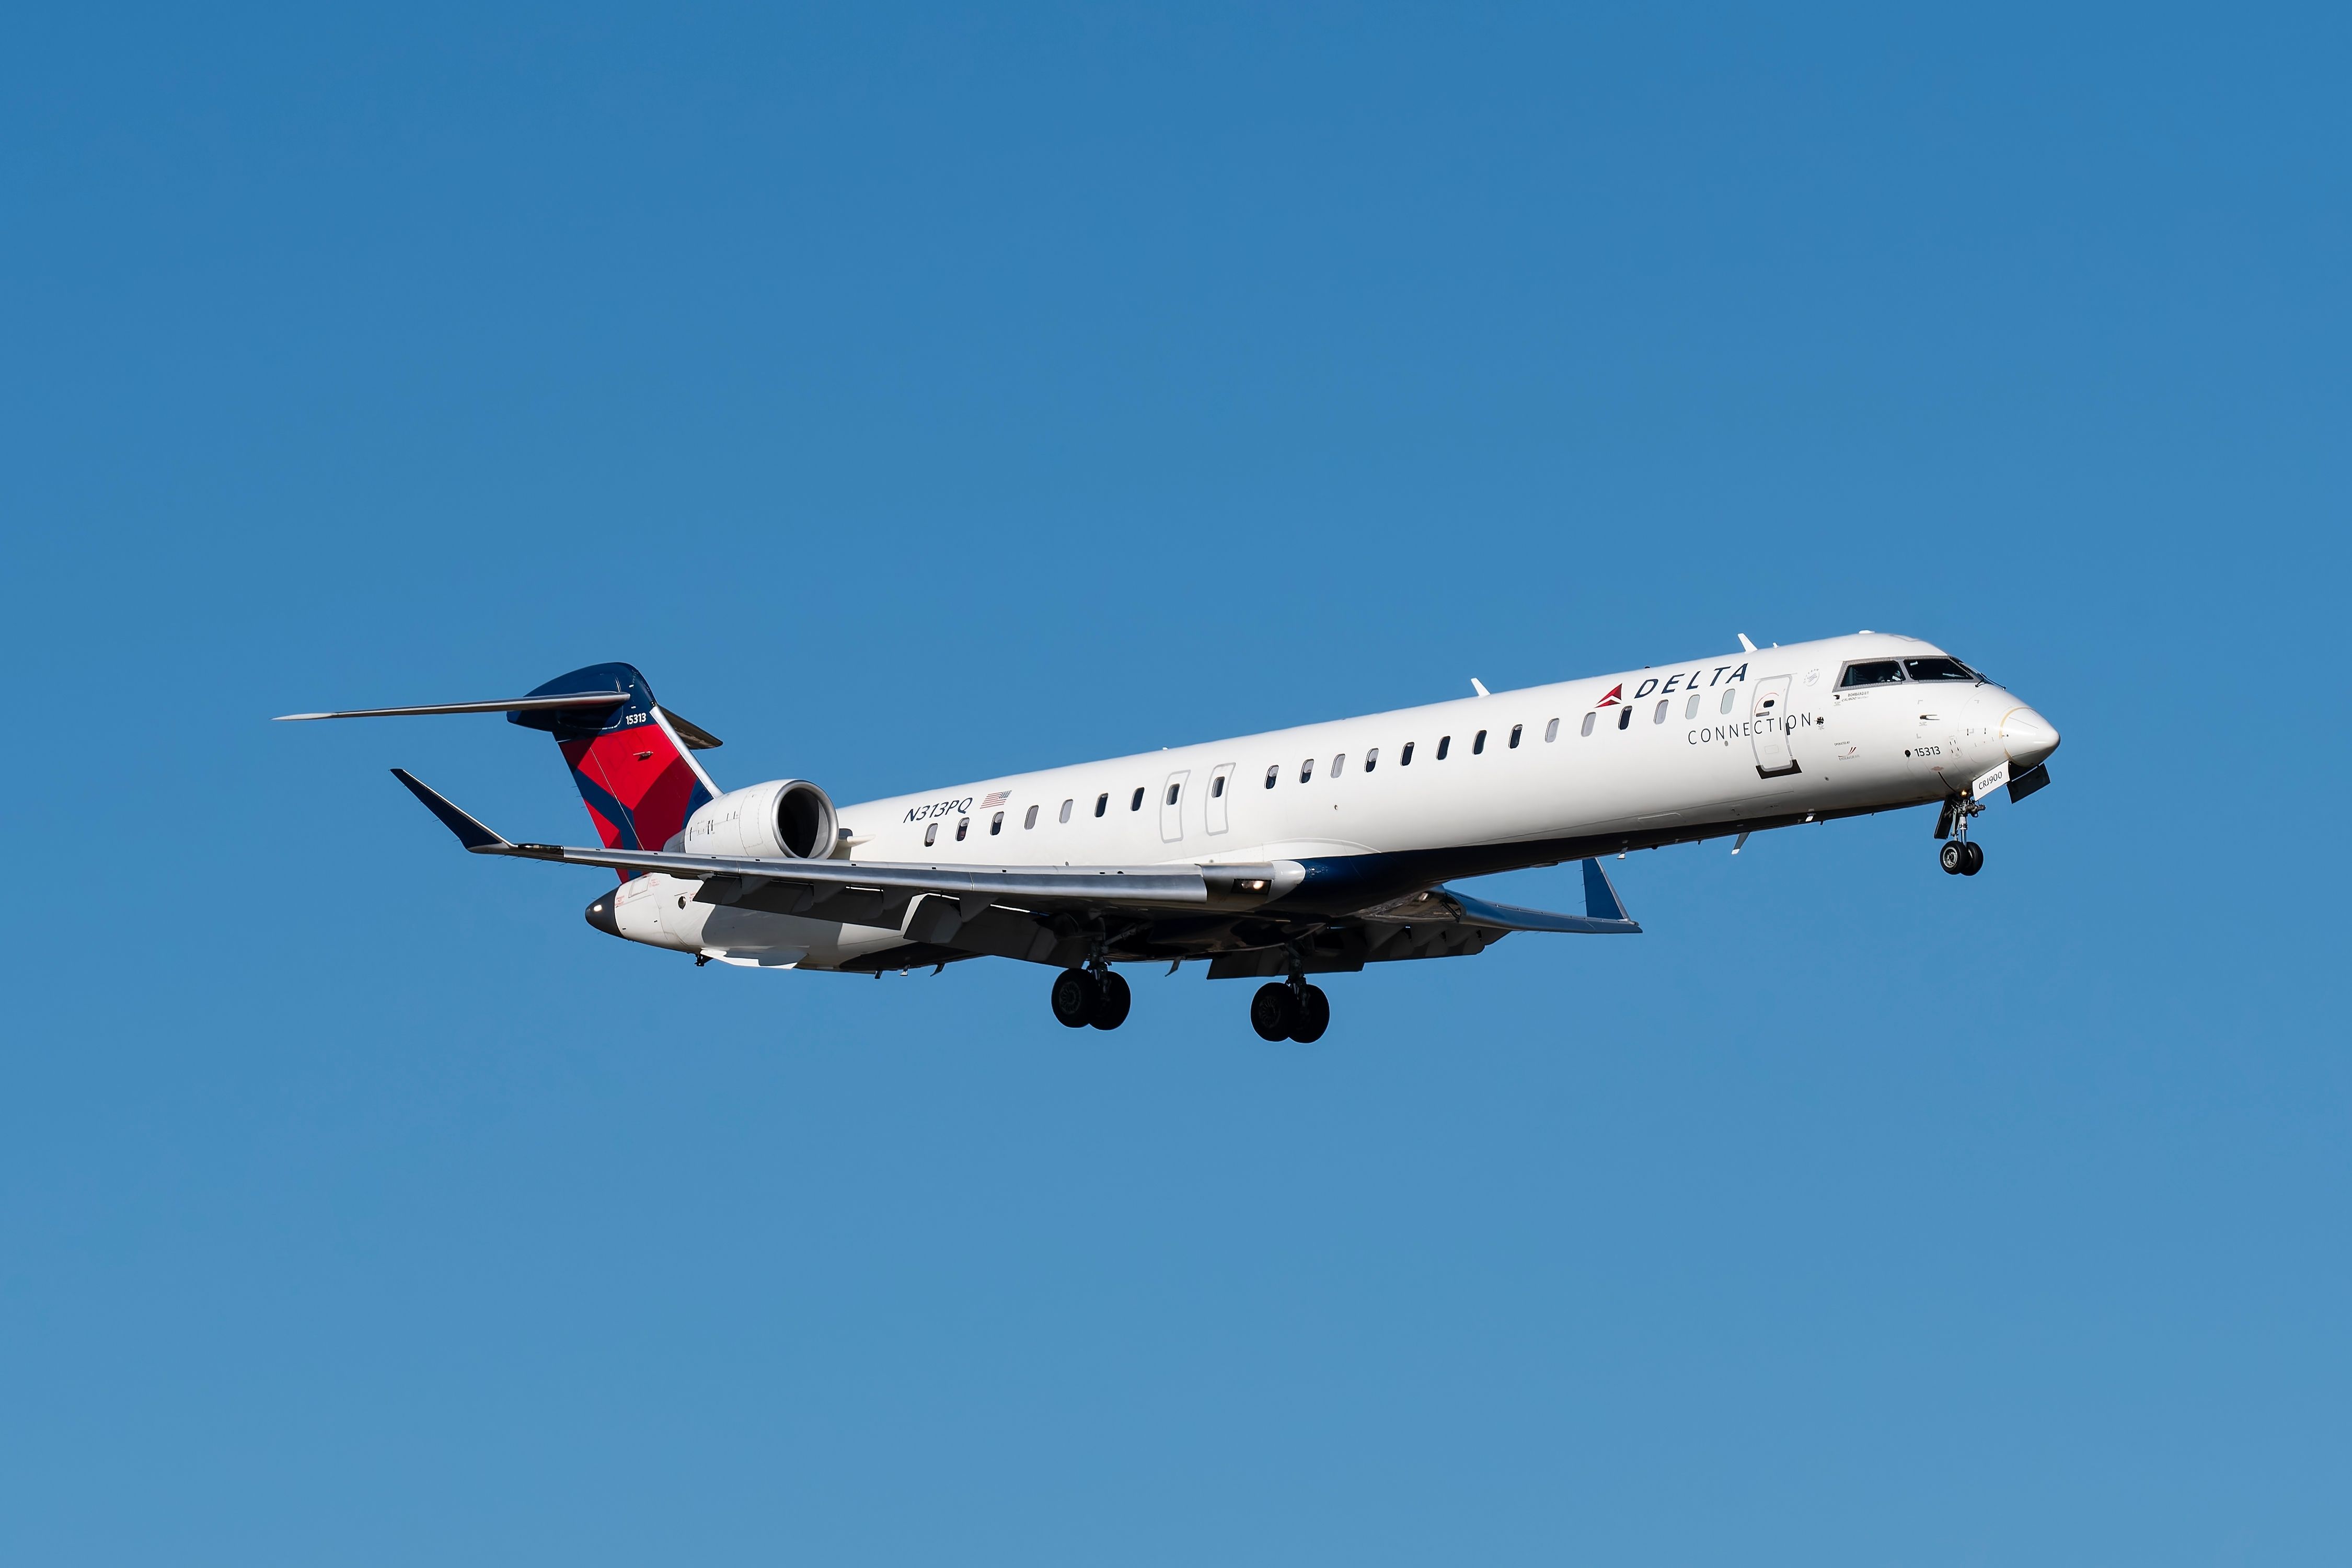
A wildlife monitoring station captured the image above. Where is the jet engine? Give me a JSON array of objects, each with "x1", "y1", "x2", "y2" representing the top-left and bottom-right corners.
[{"x1": 677, "y1": 778, "x2": 839, "y2": 859}]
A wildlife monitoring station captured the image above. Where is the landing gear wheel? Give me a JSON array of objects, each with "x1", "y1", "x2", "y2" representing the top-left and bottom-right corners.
[
  {"x1": 1250, "y1": 983, "x2": 1296, "y2": 1042},
  {"x1": 1288, "y1": 984, "x2": 1330, "y2": 1043},
  {"x1": 1961, "y1": 840, "x2": 1984, "y2": 875},
  {"x1": 1940, "y1": 840, "x2": 1968, "y2": 875},
  {"x1": 1089, "y1": 970, "x2": 1132, "y2": 1030},
  {"x1": 1050, "y1": 968, "x2": 1099, "y2": 1028}
]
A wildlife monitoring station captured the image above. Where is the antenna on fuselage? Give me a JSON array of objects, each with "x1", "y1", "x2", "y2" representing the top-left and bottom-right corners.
[
  {"x1": 1736, "y1": 633, "x2": 1757, "y2": 652},
  {"x1": 1470, "y1": 678, "x2": 1490, "y2": 697}
]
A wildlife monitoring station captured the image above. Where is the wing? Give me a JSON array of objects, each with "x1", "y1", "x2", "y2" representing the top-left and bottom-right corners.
[
  {"x1": 393, "y1": 769, "x2": 1636, "y2": 976},
  {"x1": 390, "y1": 769, "x2": 1285, "y2": 918}
]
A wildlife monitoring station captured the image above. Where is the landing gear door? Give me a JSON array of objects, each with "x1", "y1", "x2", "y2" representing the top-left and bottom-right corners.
[
  {"x1": 1751, "y1": 675, "x2": 1799, "y2": 777},
  {"x1": 1160, "y1": 769, "x2": 1190, "y2": 844}
]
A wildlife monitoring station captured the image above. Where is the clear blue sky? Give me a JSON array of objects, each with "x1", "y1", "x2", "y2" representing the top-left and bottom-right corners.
[{"x1": 4, "y1": 6, "x2": 2348, "y2": 1563}]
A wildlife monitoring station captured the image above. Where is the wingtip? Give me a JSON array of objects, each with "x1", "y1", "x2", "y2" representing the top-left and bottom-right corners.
[
  {"x1": 388, "y1": 767, "x2": 512, "y2": 852},
  {"x1": 273, "y1": 713, "x2": 329, "y2": 722}
]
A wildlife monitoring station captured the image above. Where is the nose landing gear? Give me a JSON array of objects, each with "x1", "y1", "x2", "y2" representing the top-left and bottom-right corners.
[{"x1": 1935, "y1": 794, "x2": 1986, "y2": 875}]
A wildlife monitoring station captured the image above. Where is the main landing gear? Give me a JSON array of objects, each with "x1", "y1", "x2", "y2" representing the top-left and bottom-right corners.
[
  {"x1": 1250, "y1": 978, "x2": 1331, "y2": 1043},
  {"x1": 1050, "y1": 966, "x2": 1132, "y2": 1030}
]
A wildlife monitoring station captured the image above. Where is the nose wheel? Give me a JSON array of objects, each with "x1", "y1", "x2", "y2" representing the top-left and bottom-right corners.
[{"x1": 1939, "y1": 839, "x2": 1984, "y2": 875}]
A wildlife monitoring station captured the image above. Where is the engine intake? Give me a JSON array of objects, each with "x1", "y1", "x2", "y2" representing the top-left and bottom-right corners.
[{"x1": 678, "y1": 779, "x2": 838, "y2": 860}]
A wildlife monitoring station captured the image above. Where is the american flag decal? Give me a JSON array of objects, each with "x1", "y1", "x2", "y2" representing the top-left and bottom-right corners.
[{"x1": 981, "y1": 790, "x2": 1011, "y2": 809}]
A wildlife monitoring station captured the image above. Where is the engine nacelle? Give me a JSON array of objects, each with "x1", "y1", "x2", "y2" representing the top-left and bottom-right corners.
[{"x1": 678, "y1": 778, "x2": 839, "y2": 860}]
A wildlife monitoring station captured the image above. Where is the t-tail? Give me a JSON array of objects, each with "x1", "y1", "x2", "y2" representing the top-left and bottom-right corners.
[
  {"x1": 506, "y1": 663, "x2": 718, "y2": 861},
  {"x1": 274, "y1": 661, "x2": 723, "y2": 870}
]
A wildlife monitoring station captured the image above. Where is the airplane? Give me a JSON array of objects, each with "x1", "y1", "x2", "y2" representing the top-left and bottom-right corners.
[{"x1": 278, "y1": 630, "x2": 2058, "y2": 1041}]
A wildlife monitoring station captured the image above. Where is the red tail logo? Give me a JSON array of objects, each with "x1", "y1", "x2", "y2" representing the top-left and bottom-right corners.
[{"x1": 1594, "y1": 684, "x2": 1622, "y2": 707}]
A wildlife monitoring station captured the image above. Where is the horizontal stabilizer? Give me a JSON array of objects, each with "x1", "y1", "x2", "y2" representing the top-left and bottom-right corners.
[
  {"x1": 275, "y1": 690, "x2": 628, "y2": 722},
  {"x1": 662, "y1": 710, "x2": 725, "y2": 750}
]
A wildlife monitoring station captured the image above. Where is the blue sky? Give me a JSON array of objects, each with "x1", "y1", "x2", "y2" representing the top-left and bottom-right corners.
[{"x1": 3, "y1": 5, "x2": 2348, "y2": 1563}]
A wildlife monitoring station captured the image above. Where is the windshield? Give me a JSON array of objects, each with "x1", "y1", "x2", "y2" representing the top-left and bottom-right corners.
[
  {"x1": 1839, "y1": 660, "x2": 1905, "y2": 688},
  {"x1": 1901, "y1": 656, "x2": 1977, "y2": 682}
]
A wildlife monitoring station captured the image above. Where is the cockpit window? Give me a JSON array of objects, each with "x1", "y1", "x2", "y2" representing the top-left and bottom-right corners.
[
  {"x1": 1839, "y1": 660, "x2": 1905, "y2": 688},
  {"x1": 1901, "y1": 656, "x2": 1977, "y2": 682}
]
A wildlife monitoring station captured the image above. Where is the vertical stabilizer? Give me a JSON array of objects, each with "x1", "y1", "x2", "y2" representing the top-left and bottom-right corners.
[{"x1": 507, "y1": 663, "x2": 717, "y2": 861}]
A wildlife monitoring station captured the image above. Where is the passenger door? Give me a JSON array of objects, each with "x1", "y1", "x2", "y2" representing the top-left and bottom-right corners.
[
  {"x1": 1205, "y1": 763, "x2": 1235, "y2": 834},
  {"x1": 1160, "y1": 769, "x2": 1190, "y2": 844},
  {"x1": 1751, "y1": 675, "x2": 1800, "y2": 777}
]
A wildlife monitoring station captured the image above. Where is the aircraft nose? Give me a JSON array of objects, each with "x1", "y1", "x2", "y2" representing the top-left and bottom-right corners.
[
  {"x1": 584, "y1": 892, "x2": 620, "y2": 938},
  {"x1": 2001, "y1": 706, "x2": 2061, "y2": 769}
]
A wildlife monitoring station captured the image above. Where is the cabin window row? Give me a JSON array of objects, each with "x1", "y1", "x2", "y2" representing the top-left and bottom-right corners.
[
  {"x1": 930, "y1": 686, "x2": 1712, "y2": 841},
  {"x1": 1575, "y1": 685, "x2": 1744, "y2": 736},
  {"x1": 1256, "y1": 712, "x2": 1588, "y2": 787}
]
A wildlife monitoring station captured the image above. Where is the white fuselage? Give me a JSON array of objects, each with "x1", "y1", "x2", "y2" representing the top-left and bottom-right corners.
[{"x1": 613, "y1": 632, "x2": 2059, "y2": 967}]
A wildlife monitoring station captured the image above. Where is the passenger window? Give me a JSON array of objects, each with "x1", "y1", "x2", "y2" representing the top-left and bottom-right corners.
[
  {"x1": 1059, "y1": 799, "x2": 1073, "y2": 823},
  {"x1": 1401, "y1": 742, "x2": 1415, "y2": 765},
  {"x1": 1544, "y1": 718, "x2": 1559, "y2": 742},
  {"x1": 1719, "y1": 687, "x2": 1736, "y2": 714},
  {"x1": 1095, "y1": 793, "x2": 1108, "y2": 817},
  {"x1": 1299, "y1": 758, "x2": 1315, "y2": 783},
  {"x1": 1130, "y1": 787, "x2": 1145, "y2": 811},
  {"x1": 1473, "y1": 730, "x2": 1487, "y2": 754},
  {"x1": 956, "y1": 817, "x2": 970, "y2": 841},
  {"x1": 1166, "y1": 783, "x2": 1180, "y2": 805},
  {"x1": 1436, "y1": 735, "x2": 1451, "y2": 759},
  {"x1": 1838, "y1": 660, "x2": 1905, "y2": 688},
  {"x1": 1264, "y1": 765, "x2": 1278, "y2": 789},
  {"x1": 1212, "y1": 775, "x2": 1226, "y2": 798},
  {"x1": 924, "y1": 821, "x2": 938, "y2": 847},
  {"x1": 1685, "y1": 693, "x2": 1700, "y2": 719},
  {"x1": 1581, "y1": 712, "x2": 1595, "y2": 737},
  {"x1": 1025, "y1": 804, "x2": 1040, "y2": 829},
  {"x1": 1653, "y1": 699, "x2": 1668, "y2": 724},
  {"x1": 990, "y1": 811, "x2": 1004, "y2": 835},
  {"x1": 1364, "y1": 746, "x2": 1379, "y2": 771},
  {"x1": 1332, "y1": 754, "x2": 1345, "y2": 775},
  {"x1": 1508, "y1": 724, "x2": 1522, "y2": 748},
  {"x1": 1617, "y1": 707, "x2": 1631, "y2": 730}
]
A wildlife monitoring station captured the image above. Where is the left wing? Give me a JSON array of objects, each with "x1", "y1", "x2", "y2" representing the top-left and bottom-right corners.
[{"x1": 390, "y1": 768, "x2": 1286, "y2": 917}]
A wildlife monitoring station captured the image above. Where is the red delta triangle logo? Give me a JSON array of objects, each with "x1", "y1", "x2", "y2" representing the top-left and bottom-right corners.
[{"x1": 1593, "y1": 684, "x2": 1623, "y2": 708}]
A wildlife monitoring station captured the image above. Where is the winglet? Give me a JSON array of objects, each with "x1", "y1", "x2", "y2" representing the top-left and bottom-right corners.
[
  {"x1": 1582, "y1": 857, "x2": 1634, "y2": 925},
  {"x1": 390, "y1": 768, "x2": 512, "y2": 852}
]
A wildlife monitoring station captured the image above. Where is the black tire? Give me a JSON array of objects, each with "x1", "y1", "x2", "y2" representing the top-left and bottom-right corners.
[
  {"x1": 1962, "y1": 840, "x2": 1985, "y2": 876},
  {"x1": 1250, "y1": 983, "x2": 1295, "y2": 1041},
  {"x1": 1940, "y1": 840, "x2": 1967, "y2": 875},
  {"x1": 1289, "y1": 984, "x2": 1330, "y2": 1043},
  {"x1": 1050, "y1": 968, "x2": 1099, "y2": 1028},
  {"x1": 1090, "y1": 970, "x2": 1132, "y2": 1030}
]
